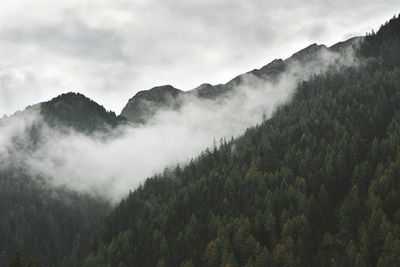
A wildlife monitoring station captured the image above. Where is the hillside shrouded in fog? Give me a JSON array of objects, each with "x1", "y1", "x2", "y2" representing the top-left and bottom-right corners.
[
  {"x1": 1, "y1": 1, "x2": 400, "y2": 266},
  {"x1": 0, "y1": 39, "x2": 359, "y2": 203},
  {"x1": 83, "y1": 15, "x2": 400, "y2": 267}
]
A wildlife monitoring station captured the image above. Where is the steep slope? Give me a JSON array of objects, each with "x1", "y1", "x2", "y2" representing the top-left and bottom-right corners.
[
  {"x1": 121, "y1": 37, "x2": 361, "y2": 124},
  {"x1": 83, "y1": 15, "x2": 400, "y2": 266}
]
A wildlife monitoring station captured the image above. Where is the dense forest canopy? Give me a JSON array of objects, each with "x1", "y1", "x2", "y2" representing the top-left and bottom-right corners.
[{"x1": 0, "y1": 167, "x2": 110, "y2": 267}]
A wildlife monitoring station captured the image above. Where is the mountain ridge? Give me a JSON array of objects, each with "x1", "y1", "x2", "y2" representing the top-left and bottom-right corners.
[
  {"x1": 7, "y1": 36, "x2": 362, "y2": 129},
  {"x1": 120, "y1": 36, "x2": 363, "y2": 124}
]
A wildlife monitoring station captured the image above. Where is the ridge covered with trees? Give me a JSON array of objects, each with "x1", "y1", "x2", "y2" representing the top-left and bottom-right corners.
[
  {"x1": 82, "y1": 15, "x2": 400, "y2": 266},
  {"x1": 40, "y1": 92, "x2": 125, "y2": 133}
]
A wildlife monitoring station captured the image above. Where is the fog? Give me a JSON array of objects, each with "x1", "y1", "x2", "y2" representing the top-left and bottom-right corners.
[{"x1": 0, "y1": 45, "x2": 359, "y2": 203}]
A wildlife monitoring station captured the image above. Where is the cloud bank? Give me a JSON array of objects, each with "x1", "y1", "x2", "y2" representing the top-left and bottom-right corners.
[{"x1": 0, "y1": 46, "x2": 358, "y2": 202}]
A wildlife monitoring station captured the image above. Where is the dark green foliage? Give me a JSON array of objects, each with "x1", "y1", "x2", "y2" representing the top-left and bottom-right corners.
[
  {"x1": 360, "y1": 14, "x2": 400, "y2": 69},
  {"x1": 0, "y1": 168, "x2": 110, "y2": 267},
  {"x1": 40, "y1": 92, "x2": 125, "y2": 133},
  {"x1": 83, "y1": 15, "x2": 400, "y2": 266},
  {"x1": 9, "y1": 251, "x2": 38, "y2": 267}
]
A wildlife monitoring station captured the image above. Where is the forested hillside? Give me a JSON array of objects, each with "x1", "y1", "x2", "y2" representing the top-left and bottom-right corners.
[
  {"x1": 0, "y1": 93, "x2": 118, "y2": 266},
  {"x1": 83, "y1": 15, "x2": 400, "y2": 266},
  {"x1": 0, "y1": 168, "x2": 110, "y2": 267}
]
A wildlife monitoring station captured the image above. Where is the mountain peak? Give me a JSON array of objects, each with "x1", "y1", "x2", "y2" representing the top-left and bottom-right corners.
[
  {"x1": 121, "y1": 86, "x2": 183, "y2": 124},
  {"x1": 131, "y1": 85, "x2": 181, "y2": 101},
  {"x1": 40, "y1": 92, "x2": 123, "y2": 133}
]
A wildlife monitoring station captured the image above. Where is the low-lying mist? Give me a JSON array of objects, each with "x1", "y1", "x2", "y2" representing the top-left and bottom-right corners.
[{"x1": 0, "y1": 45, "x2": 360, "y2": 203}]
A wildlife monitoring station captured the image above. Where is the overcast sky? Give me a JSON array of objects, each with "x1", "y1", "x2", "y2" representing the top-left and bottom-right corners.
[{"x1": 0, "y1": 0, "x2": 399, "y2": 116}]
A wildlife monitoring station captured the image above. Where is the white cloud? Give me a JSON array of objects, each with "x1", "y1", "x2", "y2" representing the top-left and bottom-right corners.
[
  {"x1": 0, "y1": 45, "x2": 358, "y2": 202},
  {"x1": 0, "y1": 0, "x2": 399, "y2": 116}
]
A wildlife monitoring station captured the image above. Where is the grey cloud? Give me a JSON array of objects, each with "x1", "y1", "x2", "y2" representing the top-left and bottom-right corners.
[
  {"x1": 0, "y1": 0, "x2": 399, "y2": 117},
  {"x1": 1, "y1": 20, "x2": 124, "y2": 62}
]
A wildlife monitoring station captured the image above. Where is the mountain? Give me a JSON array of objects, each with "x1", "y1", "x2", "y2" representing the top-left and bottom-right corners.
[
  {"x1": 40, "y1": 92, "x2": 125, "y2": 133},
  {"x1": 121, "y1": 36, "x2": 362, "y2": 125},
  {"x1": 0, "y1": 93, "x2": 120, "y2": 266},
  {"x1": 82, "y1": 15, "x2": 400, "y2": 266},
  {"x1": 1, "y1": 14, "x2": 399, "y2": 267},
  {"x1": 121, "y1": 85, "x2": 183, "y2": 124}
]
